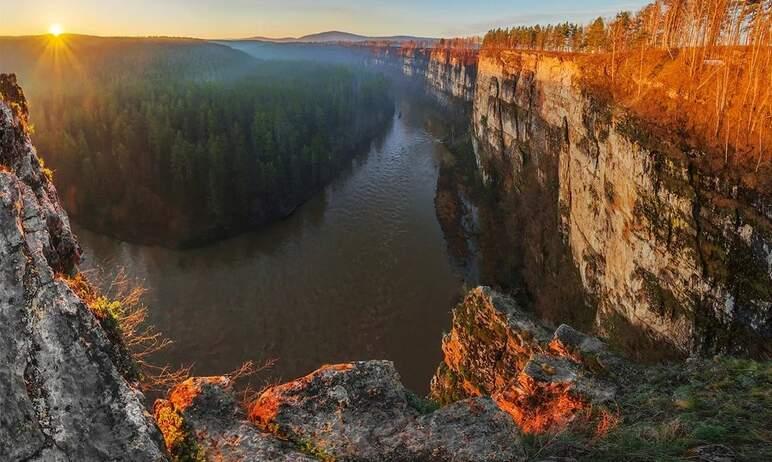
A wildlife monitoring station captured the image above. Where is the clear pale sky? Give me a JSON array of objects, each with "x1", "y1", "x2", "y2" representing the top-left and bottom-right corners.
[{"x1": 1, "y1": 0, "x2": 650, "y2": 39}]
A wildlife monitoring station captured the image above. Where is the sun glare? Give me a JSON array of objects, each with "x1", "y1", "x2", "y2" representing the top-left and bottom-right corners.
[{"x1": 49, "y1": 24, "x2": 63, "y2": 36}]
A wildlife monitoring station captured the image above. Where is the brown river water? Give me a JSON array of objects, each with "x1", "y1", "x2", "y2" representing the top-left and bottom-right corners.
[{"x1": 77, "y1": 95, "x2": 466, "y2": 393}]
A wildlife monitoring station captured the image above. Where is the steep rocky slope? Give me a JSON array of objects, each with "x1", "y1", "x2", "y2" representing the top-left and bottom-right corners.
[
  {"x1": 429, "y1": 287, "x2": 772, "y2": 461},
  {"x1": 471, "y1": 51, "x2": 771, "y2": 357},
  {"x1": 430, "y1": 288, "x2": 628, "y2": 434},
  {"x1": 426, "y1": 48, "x2": 477, "y2": 101},
  {"x1": 0, "y1": 74, "x2": 167, "y2": 461}
]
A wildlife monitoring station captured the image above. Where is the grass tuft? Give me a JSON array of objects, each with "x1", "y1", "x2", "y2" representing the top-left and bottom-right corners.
[{"x1": 523, "y1": 357, "x2": 772, "y2": 461}]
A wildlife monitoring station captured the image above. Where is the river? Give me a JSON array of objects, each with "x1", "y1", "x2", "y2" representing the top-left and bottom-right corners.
[{"x1": 77, "y1": 94, "x2": 466, "y2": 393}]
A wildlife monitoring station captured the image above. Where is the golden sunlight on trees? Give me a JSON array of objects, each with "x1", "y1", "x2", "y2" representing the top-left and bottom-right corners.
[{"x1": 483, "y1": 0, "x2": 771, "y2": 174}]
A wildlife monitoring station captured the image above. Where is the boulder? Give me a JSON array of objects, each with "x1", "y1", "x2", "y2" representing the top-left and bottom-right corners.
[
  {"x1": 431, "y1": 287, "x2": 628, "y2": 433},
  {"x1": 248, "y1": 361, "x2": 525, "y2": 461}
]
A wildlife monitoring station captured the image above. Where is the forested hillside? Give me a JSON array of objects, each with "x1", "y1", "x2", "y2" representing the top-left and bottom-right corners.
[{"x1": 0, "y1": 36, "x2": 394, "y2": 245}]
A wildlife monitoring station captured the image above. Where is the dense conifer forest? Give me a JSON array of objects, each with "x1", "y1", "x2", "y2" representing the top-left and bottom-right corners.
[{"x1": 0, "y1": 36, "x2": 394, "y2": 245}]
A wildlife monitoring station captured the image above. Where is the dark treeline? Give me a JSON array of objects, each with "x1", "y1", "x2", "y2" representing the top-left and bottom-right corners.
[{"x1": 0, "y1": 36, "x2": 394, "y2": 245}]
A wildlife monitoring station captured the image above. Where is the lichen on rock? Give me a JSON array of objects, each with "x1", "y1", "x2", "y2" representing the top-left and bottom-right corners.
[
  {"x1": 0, "y1": 73, "x2": 166, "y2": 461},
  {"x1": 431, "y1": 287, "x2": 629, "y2": 434},
  {"x1": 245, "y1": 360, "x2": 525, "y2": 461}
]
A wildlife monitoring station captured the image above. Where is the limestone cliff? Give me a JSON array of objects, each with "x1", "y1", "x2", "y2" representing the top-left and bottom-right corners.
[
  {"x1": 471, "y1": 51, "x2": 771, "y2": 357},
  {"x1": 370, "y1": 45, "x2": 477, "y2": 102},
  {"x1": 400, "y1": 47, "x2": 431, "y2": 79},
  {"x1": 426, "y1": 48, "x2": 478, "y2": 101},
  {"x1": 0, "y1": 74, "x2": 167, "y2": 461}
]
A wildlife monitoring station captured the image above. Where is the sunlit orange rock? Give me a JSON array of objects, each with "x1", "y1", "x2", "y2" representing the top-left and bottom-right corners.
[
  {"x1": 432, "y1": 287, "x2": 625, "y2": 434},
  {"x1": 248, "y1": 360, "x2": 526, "y2": 461},
  {"x1": 156, "y1": 376, "x2": 315, "y2": 461}
]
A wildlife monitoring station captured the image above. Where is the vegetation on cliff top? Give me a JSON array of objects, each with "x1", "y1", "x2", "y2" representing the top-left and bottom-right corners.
[
  {"x1": 482, "y1": 0, "x2": 771, "y2": 181},
  {"x1": 526, "y1": 357, "x2": 772, "y2": 461}
]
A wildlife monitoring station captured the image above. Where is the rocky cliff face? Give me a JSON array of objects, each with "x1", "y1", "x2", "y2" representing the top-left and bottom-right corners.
[
  {"x1": 0, "y1": 74, "x2": 167, "y2": 461},
  {"x1": 370, "y1": 45, "x2": 477, "y2": 102},
  {"x1": 426, "y1": 49, "x2": 477, "y2": 101},
  {"x1": 399, "y1": 47, "x2": 431, "y2": 79},
  {"x1": 471, "y1": 51, "x2": 771, "y2": 358}
]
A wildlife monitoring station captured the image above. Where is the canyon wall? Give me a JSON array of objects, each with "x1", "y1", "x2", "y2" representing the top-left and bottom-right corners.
[
  {"x1": 426, "y1": 48, "x2": 477, "y2": 101},
  {"x1": 471, "y1": 51, "x2": 771, "y2": 357},
  {"x1": 371, "y1": 46, "x2": 478, "y2": 102}
]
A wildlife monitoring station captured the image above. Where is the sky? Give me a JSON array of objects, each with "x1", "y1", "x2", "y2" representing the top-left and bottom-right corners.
[{"x1": 1, "y1": 0, "x2": 650, "y2": 39}]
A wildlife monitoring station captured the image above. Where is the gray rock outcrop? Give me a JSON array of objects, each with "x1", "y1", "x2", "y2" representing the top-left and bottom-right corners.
[
  {"x1": 431, "y1": 287, "x2": 628, "y2": 433},
  {"x1": 154, "y1": 361, "x2": 525, "y2": 461},
  {"x1": 0, "y1": 74, "x2": 167, "y2": 461}
]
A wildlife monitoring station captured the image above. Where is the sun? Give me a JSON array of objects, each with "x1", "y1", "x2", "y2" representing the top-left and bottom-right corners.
[{"x1": 49, "y1": 24, "x2": 63, "y2": 37}]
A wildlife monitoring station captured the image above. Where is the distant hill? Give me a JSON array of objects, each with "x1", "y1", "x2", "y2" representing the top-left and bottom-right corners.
[
  {"x1": 0, "y1": 35, "x2": 260, "y2": 95},
  {"x1": 245, "y1": 30, "x2": 436, "y2": 44},
  {"x1": 248, "y1": 36, "x2": 297, "y2": 43},
  {"x1": 299, "y1": 31, "x2": 369, "y2": 42}
]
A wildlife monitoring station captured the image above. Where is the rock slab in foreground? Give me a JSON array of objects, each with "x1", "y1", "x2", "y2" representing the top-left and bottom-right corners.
[
  {"x1": 162, "y1": 361, "x2": 524, "y2": 461},
  {"x1": 0, "y1": 74, "x2": 167, "y2": 461},
  {"x1": 155, "y1": 376, "x2": 315, "y2": 461}
]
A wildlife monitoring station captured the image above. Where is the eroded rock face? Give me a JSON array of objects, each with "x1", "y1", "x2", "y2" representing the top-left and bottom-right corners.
[
  {"x1": 155, "y1": 377, "x2": 314, "y2": 461},
  {"x1": 431, "y1": 287, "x2": 626, "y2": 433},
  {"x1": 426, "y1": 48, "x2": 478, "y2": 101},
  {"x1": 472, "y1": 51, "x2": 771, "y2": 357},
  {"x1": 250, "y1": 361, "x2": 416, "y2": 459},
  {"x1": 370, "y1": 45, "x2": 477, "y2": 102},
  {"x1": 246, "y1": 360, "x2": 525, "y2": 462},
  {"x1": 0, "y1": 74, "x2": 166, "y2": 461}
]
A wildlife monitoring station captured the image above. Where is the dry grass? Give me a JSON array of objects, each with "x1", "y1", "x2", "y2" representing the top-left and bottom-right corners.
[
  {"x1": 63, "y1": 267, "x2": 282, "y2": 403},
  {"x1": 481, "y1": 1, "x2": 772, "y2": 181},
  {"x1": 62, "y1": 269, "x2": 190, "y2": 392}
]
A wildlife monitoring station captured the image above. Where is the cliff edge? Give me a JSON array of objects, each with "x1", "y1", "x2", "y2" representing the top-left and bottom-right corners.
[
  {"x1": 471, "y1": 51, "x2": 771, "y2": 357},
  {"x1": 0, "y1": 74, "x2": 167, "y2": 461}
]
